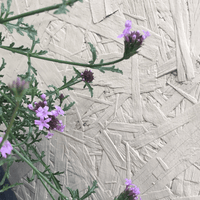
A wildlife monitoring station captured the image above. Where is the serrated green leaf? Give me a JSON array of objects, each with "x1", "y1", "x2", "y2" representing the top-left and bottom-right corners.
[
  {"x1": 73, "y1": 67, "x2": 81, "y2": 76},
  {"x1": 99, "y1": 65, "x2": 123, "y2": 74},
  {"x1": 27, "y1": 170, "x2": 36, "y2": 183},
  {"x1": 84, "y1": 82, "x2": 93, "y2": 97},
  {"x1": 0, "y1": 33, "x2": 5, "y2": 45},
  {"x1": 62, "y1": 76, "x2": 67, "y2": 84},
  {"x1": 80, "y1": 180, "x2": 98, "y2": 200},
  {"x1": 7, "y1": 0, "x2": 12, "y2": 11},
  {"x1": 0, "y1": 182, "x2": 23, "y2": 193},
  {"x1": 54, "y1": 0, "x2": 68, "y2": 14},
  {"x1": 7, "y1": 42, "x2": 30, "y2": 53},
  {"x1": 88, "y1": 42, "x2": 97, "y2": 65},
  {"x1": 0, "y1": 58, "x2": 6, "y2": 71},
  {"x1": 5, "y1": 19, "x2": 37, "y2": 40},
  {"x1": 48, "y1": 85, "x2": 60, "y2": 97},
  {"x1": 63, "y1": 101, "x2": 75, "y2": 111},
  {"x1": 9, "y1": 42, "x2": 14, "y2": 47},
  {"x1": 1, "y1": 3, "x2": 5, "y2": 17},
  {"x1": 33, "y1": 50, "x2": 48, "y2": 56}
]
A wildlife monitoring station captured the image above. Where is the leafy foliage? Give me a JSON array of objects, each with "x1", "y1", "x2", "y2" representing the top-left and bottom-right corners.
[
  {"x1": 0, "y1": 182, "x2": 23, "y2": 193},
  {"x1": 94, "y1": 59, "x2": 123, "y2": 74},
  {"x1": 83, "y1": 82, "x2": 93, "y2": 97},
  {"x1": 8, "y1": 42, "x2": 30, "y2": 53},
  {"x1": 66, "y1": 180, "x2": 98, "y2": 200},
  {"x1": 63, "y1": 101, "x2": 75, "y2": 111},
  {"x1": 54, "y1": 0, "x2": 83, "y2": 15},
  {"x1": 0, "y1": 32, "x2": 5, "y2": 45},
  {"x1": 4, "y1": 18, "x2": 37, "y2": 40},
  {"x1": 0, "y1": 58, "x2": 6, "y2": 78},
  {"x1": 54, "y1": 0, "x2": 69, "y2": 14},
  {"x1": 0, "y1": 0, "x2": 14, "y2": 19}
]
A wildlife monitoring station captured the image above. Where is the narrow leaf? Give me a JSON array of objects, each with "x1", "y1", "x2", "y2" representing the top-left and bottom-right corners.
[{"x1": 88, "y1": 42, "x2": 97, "y2": 65}]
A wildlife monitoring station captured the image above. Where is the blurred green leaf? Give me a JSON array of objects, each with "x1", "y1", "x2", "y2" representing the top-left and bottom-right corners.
[{"x1": 88, "y1": 42, "x2": 97, "y2": 65}]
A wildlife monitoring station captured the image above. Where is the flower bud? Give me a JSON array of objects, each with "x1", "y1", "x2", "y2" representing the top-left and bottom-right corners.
[
  {"x1": 8, "y1": 77, "x2": 29, "y2": 99},
  {"x1": 81, "y1": 69, "x2": 94, "y2": 83}
]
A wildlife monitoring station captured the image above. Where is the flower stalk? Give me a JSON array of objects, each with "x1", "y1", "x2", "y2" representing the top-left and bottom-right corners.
[
  {"x1": 12, "y1": 148, "x2": 69, "y2": 200},
  {"x1": 0, "y1": 0, "x2": 81, "y2": 23},
  {"x1": 0, "y1": 45, "x2": 124, "y2": 69}
]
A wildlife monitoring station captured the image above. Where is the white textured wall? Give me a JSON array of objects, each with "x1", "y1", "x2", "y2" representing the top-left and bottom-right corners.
[{"x1": 1, "y1": 0, "x2": 200, "y2": 199}]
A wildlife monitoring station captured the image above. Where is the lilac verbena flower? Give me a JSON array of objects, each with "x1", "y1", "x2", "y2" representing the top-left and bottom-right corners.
[
  {"x1": 35, "y1": 106, "x2": 52, "y2": 119},
  {"x1": 30, "y1": 95, "x2": 65, "y2": 138},
  {"x1": 54, "y1": 105, "x2": 65, "y2": 116},
  {"x1": 125, "y1": 179, "x2": 141, "y2": 200},
  {"x1": 81, "y1": 69, "x2": 94, "y2": 83},
  {"x1": 118, "y1": 20, "x2": 132, "y2": 38},
  {"x1": 118, "y1": 20, "x2": 150, "y2": 59},
  {"x1": 35, "y1": 118, "x2": 51, "y2": 130},
  {"x1": 27, "y1": 93, "x2": 47, "y2": 111},
  {"x1": 114, "y1": 179, "x2": 141, "y2": 200},
  {"x1": 0, "y1": 133, "x2": 13, "y2": 158}
]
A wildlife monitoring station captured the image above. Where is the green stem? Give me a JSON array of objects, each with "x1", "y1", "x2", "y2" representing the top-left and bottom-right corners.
[
  {"x1": 31, "y1": 146, "x2": 63, "y2": 193},
  {"x1": 0, "y1": 90, "x2": 15, "y2": 106},
  {"x1": 0, "y1": 0, "x2": 80, "y2": 23},
  {"x1": 38, "y1": 176, "x2": 56, "y2": 200},
  {"x1": 12, "y1": 148, "x2": 69, "y2": 200},
  {"x1": 0, "y1": 45, "x2": 124, "y2": 68},
  {"x1": 0, "y1": 113, "x2": 8, "y2": 128},
  {"x1": 0, "y1": 101, "x2": 20, "y2": 149}
]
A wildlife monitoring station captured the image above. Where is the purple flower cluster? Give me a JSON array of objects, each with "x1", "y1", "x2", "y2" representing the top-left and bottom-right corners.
[
  {"x1": 125, "y1": 179, "x2": 141, "y2": 200},
  {"x1": 124, "y1": 30, "x2": 150, "y2": 45},
  {"x1": 118, "y1": 20, "x2": 150, "y2": 59},
  {"x1": 81, "y1": 69, "x2": 94, "y2": 83},
  {"x1": 28, "y1": 94, "x2": 65, "y2": 139},
  {"x1": 0, "y1": 133, "x2": 13, "y2": 158}
]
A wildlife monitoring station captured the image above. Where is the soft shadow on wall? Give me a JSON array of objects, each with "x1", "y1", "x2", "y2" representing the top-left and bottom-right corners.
[{"x1": 0, "y1": 166, "x2": 17, "y2": 200}]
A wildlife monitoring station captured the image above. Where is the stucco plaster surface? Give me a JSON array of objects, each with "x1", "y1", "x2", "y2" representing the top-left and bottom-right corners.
[{"x1": 1, "y1": 0, "x2": 200, "y2": 199}]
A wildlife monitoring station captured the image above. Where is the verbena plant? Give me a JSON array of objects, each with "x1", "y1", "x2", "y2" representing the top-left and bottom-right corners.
[{"x1": 0, "y1": 0, "x2": 149, "y2": 199}]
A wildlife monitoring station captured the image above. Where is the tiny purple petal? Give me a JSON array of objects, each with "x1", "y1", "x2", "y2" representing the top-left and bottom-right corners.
[
  {"x1": 124, "y1": 35, "x2": 129, "y2": 42},
  {"x1": 125, "y1": 20, "x2": 132, "y2": 28},
  {"x1": 45, "y1": 132, "x2": 54, "y2": 139},
  {"x1": 55, "y1": 105, "x2": 65, "y2": 116},
  {"x1": 0, "y1": 137, "x2": 13, "y2": 158},
  {"x1": 28, "y1": 104, "x2": 34, "y2": 110},
  {"x1": 41, "y1": 93, "x2": 46, "y2": 100}
]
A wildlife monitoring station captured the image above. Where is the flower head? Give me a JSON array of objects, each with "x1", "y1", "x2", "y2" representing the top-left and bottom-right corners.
[
  {"x1": 34, "y1": 118, "x2": 51, "y2": 130},
  {"x1": 59, "y1": 94, "x2": 64, "y2": 100},
  {"x1": 118, "y1": 20, "x2": 150, "y2": 59},
  {"x1": 0, "y1": 133, "x2": 13, "y2": 158},
  {"x1": 8, "y1": 77, "x2": 29, "y2": 98},
  {"x1": 35, "y1": 106, "x2": 52, "y2": 119},
  {"x1": 114, "y1": 179, "x2": 141, "y2": 200},
  {"x1": 81, "y1": 70, "x2": 94, "y2": 83},
  {"x1": 30, "y1": 97, "x2": 65, "y2": 138},
  {"x1": 32, "y1": 101, "x2": 47, "y2": 111}
]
